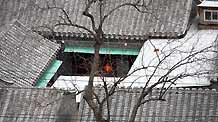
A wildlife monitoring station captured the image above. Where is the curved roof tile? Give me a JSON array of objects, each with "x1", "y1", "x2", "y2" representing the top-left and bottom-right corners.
[
  {"x1": 0, "y1": 0, "x2": 192, "y2": 39},
  {"x1": 0, "y1": 21, "x2": 60, "y2": 87}
]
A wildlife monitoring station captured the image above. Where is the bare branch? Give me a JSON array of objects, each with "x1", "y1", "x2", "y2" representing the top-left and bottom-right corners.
[
  {"x1": 157, "y1": 45, "x2": 213, "y2": 84},
  {"x1": 38, "y1": 3, "x2": 96, "y2": 37},
  {"x1": 83, "y1": 0, "x2": 97, "y2": 31},
  {"x1": 93, "y1": 90, "x2": 101, "y2": 105},
  {"x1": 139, "y1": 97, "x2": 165, "y2": 106},
  {"x1": 54, "y1": 22, "x2": 95, "y2": 36},
  {"x1": 101, "y1": 77, "x2": 111, "y2": 121},
  {"x1": 100, "y1": 0, "x2": 153, "y2": 28}
]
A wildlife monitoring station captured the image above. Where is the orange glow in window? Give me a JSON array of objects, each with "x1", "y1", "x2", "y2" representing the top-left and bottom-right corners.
[{"x1": 104, "y1": 63, "x2": 112, "y2": 73}]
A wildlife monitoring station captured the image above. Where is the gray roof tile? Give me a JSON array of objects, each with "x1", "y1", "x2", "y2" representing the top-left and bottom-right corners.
[
  {"x1": 0, "y1": 80, "x2": 13, "y2": 87},
  {"x1": 0, "y1": 87, "x2": 77, "y2": 122},
  {"x1": 0, "y1": 0, "x2": 192, "y2": 39},
  {"x1": 0, "y1": 21, "x2": 60, "y2": 87},
  {"x1": 79, "y1": 88, "x2": 218, "y2": 122}
]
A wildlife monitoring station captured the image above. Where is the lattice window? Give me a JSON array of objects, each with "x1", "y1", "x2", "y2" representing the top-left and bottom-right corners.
[{"x1": 204, "y1": 10, "x2": 218, "y2": 21}]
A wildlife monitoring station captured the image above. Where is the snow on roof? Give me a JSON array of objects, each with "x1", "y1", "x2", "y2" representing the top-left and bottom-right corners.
[
  {"x1": 53, "y1": 76, "x2": 121, "y2": 102},
  {"x1": 198, "y1": 1, "x2": 218, "y2": 7},
  {"x1": 53, "y1": 76, "x2": 120, "y2": 91},
  {"x1": 53, "y1": 24, "x2": 218, "y2": 90},
  {"x1": 123, "y1": 23, "x2": 218, "y2": 87}
]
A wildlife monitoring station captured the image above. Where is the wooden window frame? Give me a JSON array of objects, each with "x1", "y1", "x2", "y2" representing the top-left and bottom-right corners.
[{"x1": 204, "y1": 9, "x2": 218, "y2": 22}]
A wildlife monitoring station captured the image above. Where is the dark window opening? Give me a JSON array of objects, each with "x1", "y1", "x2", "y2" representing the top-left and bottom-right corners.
[
  {"x1": 212, "y1": 12, "x2": 218, "y2": 20},
  {"x1": 204, "y1": 10, "x2": 218, "y2": 21},
  {"x1": 205, "y1": 11, "x2": 211, "y2": 20},
  {"x1": 58, "y1": 52, "x2": 137, "y2": 77}
]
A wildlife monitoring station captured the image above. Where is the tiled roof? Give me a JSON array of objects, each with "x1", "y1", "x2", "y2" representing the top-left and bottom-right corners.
[
  {"x1": 0, "y1": 80, "x2": 13, "y2": 87},
  {"x1": 0, "y1": 87, "x2": 77, "y2": 122},
  {"x1": 0, "y1": 0, "x2": 192, "y2": 39},
  {"x1": 79, "y1": 87, "x2": 218, "y2": 122},
  {"x1": 0, "y1": 21, "x2": 60, "y2": 87}
]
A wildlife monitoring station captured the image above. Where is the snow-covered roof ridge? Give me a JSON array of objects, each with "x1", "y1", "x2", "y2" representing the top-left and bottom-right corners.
[{"x1": 198, "y1": 0, "x2": 218, "y2": 7}]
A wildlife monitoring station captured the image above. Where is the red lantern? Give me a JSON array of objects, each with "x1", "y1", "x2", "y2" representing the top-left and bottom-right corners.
[{"x1": 103, "y1": 63, "x2": 112, "y2": 73}]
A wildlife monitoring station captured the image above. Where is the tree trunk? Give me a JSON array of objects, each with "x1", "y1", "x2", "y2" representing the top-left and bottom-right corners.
[
  {"x1": 129, "y1": 109, "x2": 137, "y2": 122},
  {"x1": 128, "y1": 93, "x2": 145, "y2": 122},
  {"x1": 84, "y1": 35, "x2": 105, "y2": 122},
  {"x1": 88, "y1": 42, "x2": 101, "y2": 88},
  {"x1": 128, "y1": 103, "x2": 140, "y2": 122},
  {"x1": 84, "y1": 42, "x2": 100, "y2": 102},
  {"x1": 95, "y1": 112, "x2": 106, "y2": 122}
]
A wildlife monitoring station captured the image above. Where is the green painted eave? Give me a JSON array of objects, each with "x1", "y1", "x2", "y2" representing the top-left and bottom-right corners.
[
  {"x1": 64, "y1": 46, "x2": 139, "y2": 55},
  {"x1": 36, "y1": 60, "x2": 62, "y2": 88}
]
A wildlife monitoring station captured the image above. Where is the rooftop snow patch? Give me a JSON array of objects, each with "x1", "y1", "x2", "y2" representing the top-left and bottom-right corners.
[
  {"x1": 123, "y1": 24, "x2": 218, "y2": 87},
  {"x1": 198, "y1": 1, "x2": 218, "y2": 7}
]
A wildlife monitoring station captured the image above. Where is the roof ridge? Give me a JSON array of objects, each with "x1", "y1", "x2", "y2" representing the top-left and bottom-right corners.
[{"x1": 93, "y1": 86, "x2": 218, "y2": 92}]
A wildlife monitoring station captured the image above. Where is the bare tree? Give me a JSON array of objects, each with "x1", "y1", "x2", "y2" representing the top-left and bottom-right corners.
[
  {"x1": 124, "y1": 34, "x2": 216, "y2": 121},
  {"x1": 33, "y1": 0, "x2": 216, "y2": 122}
]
